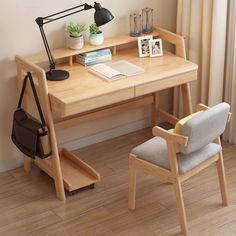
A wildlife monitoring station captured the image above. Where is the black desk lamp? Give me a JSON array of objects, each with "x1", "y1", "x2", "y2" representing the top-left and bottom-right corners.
[{"x1": 35, "y1": 2, "x2": 114, "y2": 81}]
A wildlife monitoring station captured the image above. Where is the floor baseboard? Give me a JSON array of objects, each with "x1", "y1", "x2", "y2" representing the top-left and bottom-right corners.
[
  {"x1": 60, "y1": 118, "x2": 150, "y2": 151},
  {"x1": 0, "y1": 157, "x2": 22, "y2": 173}
]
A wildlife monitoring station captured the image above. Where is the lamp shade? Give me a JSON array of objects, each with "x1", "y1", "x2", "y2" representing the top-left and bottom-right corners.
[{"x1": 94, "y1": 2, "x2": 114, "y2": 26}]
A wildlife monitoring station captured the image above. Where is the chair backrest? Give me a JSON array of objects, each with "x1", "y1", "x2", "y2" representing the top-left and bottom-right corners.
[{"x1": 180, "y1": 102, "x2": 230, "y2": 154}]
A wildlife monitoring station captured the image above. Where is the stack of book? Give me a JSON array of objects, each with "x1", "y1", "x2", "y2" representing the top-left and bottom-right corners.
[{"x1": 76, "y1": 48, "x2": 112, "y2": 66}]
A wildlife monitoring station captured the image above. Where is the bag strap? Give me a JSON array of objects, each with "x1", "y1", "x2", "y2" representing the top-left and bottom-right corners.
[
  {"x1": 17, "y1": 74, "x2": 28, "y2": 109},
  {"x1": 17, "y1": 72, "x2": 47, "y2": 128}
]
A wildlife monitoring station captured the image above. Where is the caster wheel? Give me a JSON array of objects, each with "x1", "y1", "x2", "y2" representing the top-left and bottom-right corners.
[
  {"x1": 90, "y1": 184, "x2": 95, "y2": 189},
  {"x1": 68, "y1": 191, "x2": 75, "y2": 196}
]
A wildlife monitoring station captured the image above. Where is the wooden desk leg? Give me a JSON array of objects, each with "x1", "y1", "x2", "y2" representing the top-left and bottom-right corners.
[
  {"x1": 181, "y1": 83, "x2": 192, "y2": 115},
  {"x1": 151, "y1": 92, "x2": 160, "y2": 127},
  {"x1": 23, "y1": 155, "x2": 33, "y2": 173},
  {"x1": 17, "y1": 68, "x2": 33, "y2": 174},
  {"x1": 129, "y1": 154, "x2": 137, "y2": 210},
  {"x1": 51, "y1": 153, "x2": 66, "y2": 201},
  {"x1": 50, "y1": 132, "x2": 66, "y2": 201}
]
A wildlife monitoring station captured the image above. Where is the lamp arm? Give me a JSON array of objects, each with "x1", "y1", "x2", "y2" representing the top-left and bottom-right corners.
[
  {"x1": 38, "y1": 25, "x2": 55, "y2": 70},
  {"x1": 43, "y1": 8, "x2": 89, "y2": 25},
  {"x1": 37, "y1": 3, "x2": 93, "y2": 25}
]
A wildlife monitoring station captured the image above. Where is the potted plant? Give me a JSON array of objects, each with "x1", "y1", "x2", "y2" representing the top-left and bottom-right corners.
[
  {"x1": 65, "y1": 22, "x2": 87, "y2": 50},
  {"x1": 89, "y1": 23, "x2": 104, "y2": 46}
]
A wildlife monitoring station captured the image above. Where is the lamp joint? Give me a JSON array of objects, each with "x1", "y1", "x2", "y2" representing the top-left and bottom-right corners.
[
  {"x1": 84, "y1": 3, "x2": 93, "y2": 10},
  {"x1": 35, "y1": 17, "x2": 44, "y2": 26}
]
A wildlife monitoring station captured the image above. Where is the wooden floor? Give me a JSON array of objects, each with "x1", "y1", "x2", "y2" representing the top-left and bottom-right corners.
[{"x1": 1, "y1": 128, "x2": 236, "y2": 236}]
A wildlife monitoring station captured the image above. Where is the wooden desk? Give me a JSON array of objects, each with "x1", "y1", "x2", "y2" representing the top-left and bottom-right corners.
[{"x1": 15, "y1": 27, "x2": 198, "y2": 201}]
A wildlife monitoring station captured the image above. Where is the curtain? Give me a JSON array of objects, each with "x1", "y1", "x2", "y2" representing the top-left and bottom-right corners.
[
  {"x1": 223, "y1": 0, "x2": 236, "y2": 144},
  {"x1": 175, "y1": 0, "x2": 228, "y2": 112},
  {"x1": 176, "y1": 0, "x2": 236, "y2": 145}
]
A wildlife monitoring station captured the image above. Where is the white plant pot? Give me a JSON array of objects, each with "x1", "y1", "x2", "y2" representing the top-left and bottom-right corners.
[
  {"x1": 67, "y1": 36, "x2": 84, "y2": 50},
  {"x1": 89, "y1": 32, "x2": 104, "y2": 46}
]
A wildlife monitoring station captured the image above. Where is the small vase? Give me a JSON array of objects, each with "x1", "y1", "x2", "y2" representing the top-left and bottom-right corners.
[
  {"x1": 130, "y1": 13, "x2": 141, "y2": 37},
  {"x1": 67, "y1": 36, "x2": 84, "y2": 50},
  {"x1": 142, "y1": 8, "x2": 153, "y2": 34},
  {"x1": 89, "y1": 32, "x2": 104, "y2": 46}
]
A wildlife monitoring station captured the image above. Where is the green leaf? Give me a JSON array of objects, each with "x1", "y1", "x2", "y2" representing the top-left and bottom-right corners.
[{"x1": 65, "y1": 22, "x2": 87, "y2": 37}]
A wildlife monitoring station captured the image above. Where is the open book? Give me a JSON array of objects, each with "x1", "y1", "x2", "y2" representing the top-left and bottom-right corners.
[{"x1": 89, "y1": 60, "x2": 144, "y2": 81}]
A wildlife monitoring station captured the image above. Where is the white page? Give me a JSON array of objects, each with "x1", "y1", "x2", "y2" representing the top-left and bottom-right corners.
[
  {"x1": 90, "y1": 64, "x2": 124, "y2": 79},
  {"x1": 109, "y1": 60, "x2": 144, "y2": 77}
]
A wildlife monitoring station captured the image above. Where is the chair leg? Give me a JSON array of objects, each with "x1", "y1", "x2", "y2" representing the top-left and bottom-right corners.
[
  {"x1": 216, "y1": 152, "x2": 229, "y2": 206},
  {"x1": 173, "y1": 180, "x2": 188, "y2": 234},
  {"x1": 129, "y1": 154, "x2": 137, "y2": 210}
]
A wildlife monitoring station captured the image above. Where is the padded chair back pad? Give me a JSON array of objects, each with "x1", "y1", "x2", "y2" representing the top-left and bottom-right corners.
[{"x1": 180, "y1": 102, "x2": 230, "y2": 154}]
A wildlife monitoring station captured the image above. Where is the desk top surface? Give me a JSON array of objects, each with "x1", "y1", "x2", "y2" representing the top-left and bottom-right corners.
[{"x1": 47, "y1": 47, "x2": 197, "y2": 108}]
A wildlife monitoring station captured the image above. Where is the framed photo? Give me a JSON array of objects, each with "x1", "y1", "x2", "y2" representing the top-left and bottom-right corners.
[
  {"x1": 149, "y1": 39, "x2": 163, "y2": 57},
  {"x1": 138, "y1": 35, "x2": 153, "y2": 57}
]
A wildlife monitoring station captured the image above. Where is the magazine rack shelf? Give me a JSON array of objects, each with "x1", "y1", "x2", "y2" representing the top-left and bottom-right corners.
[
  {"x1": 59, "y1": 149, "x2": 100, "y2": 191},
  {"x1": 35, "y1": 149, "x2": 100, "y2": 192},
  {"x1": 15, "y1": 27, "x2": 191, "y2": 201}
]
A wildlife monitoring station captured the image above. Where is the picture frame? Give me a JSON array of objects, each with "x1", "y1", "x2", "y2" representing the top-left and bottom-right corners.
[
  {"x1": 149, "y1": 38, "x2": 163, "y2": 57},
  {"x1": 137, "y1": 35, "x2": 153, "y2": 57}
]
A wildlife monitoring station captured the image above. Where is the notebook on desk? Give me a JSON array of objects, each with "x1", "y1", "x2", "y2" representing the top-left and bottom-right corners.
[{"x1": 89, "y1": 60, "x2": 144, "y2": 82}]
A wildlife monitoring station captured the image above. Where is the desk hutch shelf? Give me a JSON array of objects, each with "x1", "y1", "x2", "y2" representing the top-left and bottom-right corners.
[
  {"x1": 26, "y1": 28, "x2": 159, "y2": 65},
  {"x1": 15, "y1": 27, "x2": 197, "y2": 201}
]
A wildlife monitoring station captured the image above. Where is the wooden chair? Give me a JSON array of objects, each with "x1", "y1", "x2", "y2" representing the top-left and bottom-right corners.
[{"x1": 128, "y1": 103, "x2": 231, "y2": 234}]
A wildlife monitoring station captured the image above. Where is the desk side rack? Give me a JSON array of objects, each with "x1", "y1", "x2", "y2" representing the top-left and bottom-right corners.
[{"x1": 15, "y1": 27, "x2": 191, "y2": 201}]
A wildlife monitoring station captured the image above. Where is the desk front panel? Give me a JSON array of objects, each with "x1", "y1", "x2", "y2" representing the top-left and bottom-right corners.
[
  {"x1": 135, "y1": 70, "x2": 197, "y2": 96},
  {"x1": 50, "y1": 87, "x2": 134, "y2": 117}
]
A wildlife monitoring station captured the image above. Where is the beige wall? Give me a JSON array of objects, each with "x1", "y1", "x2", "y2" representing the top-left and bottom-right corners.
[{"x1": 0, "y1": 0, "x2": 177, "y2": 172}]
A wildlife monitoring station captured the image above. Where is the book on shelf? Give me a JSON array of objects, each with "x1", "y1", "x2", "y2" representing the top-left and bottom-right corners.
[
  {"x1": 77, "y1": 54, "x2": 111, "y2": 62},
  {"x1": 81, "y1": 48, "x2": 111, "y2": 58},
  {"x1": 76, "y1": 48, "x2": 112, "y2": 66},
  {"x1": 76, "y1": 54, "x2": 112, "y2": 66},
  {"x1": 89, "y1": 60, "x2": 144, "y2": 82}
]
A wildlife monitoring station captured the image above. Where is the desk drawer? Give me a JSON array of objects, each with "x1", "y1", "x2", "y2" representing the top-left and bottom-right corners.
[
  {"x1": 51, "y1": 87, "x2": 134, "y2": 118},
  {"x1": 135, "y1": 71, "x2": 197, "y2": 96}
]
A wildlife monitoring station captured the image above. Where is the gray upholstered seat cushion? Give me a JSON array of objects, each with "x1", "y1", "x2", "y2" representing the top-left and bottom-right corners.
[{"x1": 131, "y1": 136, "x2": 222, "y2": 174}]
